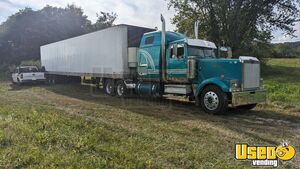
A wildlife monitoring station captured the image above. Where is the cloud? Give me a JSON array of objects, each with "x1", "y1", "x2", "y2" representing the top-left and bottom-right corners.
[
  {"x1": 272, "y1": 22, "x2": 300, "y2": 43},
  {"x1": 0, "y1": 0, "x2": 176, "y2": 30},
  {"x1": 0, "y1": 0, "x2": 20, "y2": 23},
  {"x1": 106, "y1": 0, "x2": 176, "y2": 30}
]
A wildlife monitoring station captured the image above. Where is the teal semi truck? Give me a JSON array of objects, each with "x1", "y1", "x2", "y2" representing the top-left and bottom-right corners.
[{"x1": 41, "y1": 15, "x2": 266, "y2": 114}]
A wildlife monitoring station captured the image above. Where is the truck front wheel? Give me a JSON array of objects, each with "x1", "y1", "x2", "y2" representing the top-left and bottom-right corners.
[
  {"x1": 104, "y1": 79, "x2": 115, "y2": 96},
  {"x1": 200, "y1": 85, "x2": 228, "y2": 115}
]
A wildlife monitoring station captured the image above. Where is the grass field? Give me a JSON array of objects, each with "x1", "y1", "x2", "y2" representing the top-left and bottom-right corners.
[
  {"x1": 0, "y1": 59, "x2": 299, "y2": 168},
  {"x1": 263, "y1": 58, "x2": 300, "y2": 108}
]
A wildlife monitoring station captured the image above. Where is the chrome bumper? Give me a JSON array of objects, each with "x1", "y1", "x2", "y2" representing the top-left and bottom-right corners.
[{"x1": 231, "y1": 90, "x2": 266, "y2": 107}]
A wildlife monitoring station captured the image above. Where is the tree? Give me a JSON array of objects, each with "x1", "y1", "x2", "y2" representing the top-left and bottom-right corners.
[
  {"x1": 168, "y1": 0, "x2": 300, "y2": 57},
  {"x1": 0, "y1": 5, "x2": 117, "y2": 66},
  {"x1": 93, "y1": 12, "x2": 117, "y2": 31}
]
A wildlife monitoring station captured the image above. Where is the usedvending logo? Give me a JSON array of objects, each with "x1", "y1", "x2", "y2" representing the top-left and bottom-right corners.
[{"x1": 235, "y1": 141, "x2": 296, "y2": 167}]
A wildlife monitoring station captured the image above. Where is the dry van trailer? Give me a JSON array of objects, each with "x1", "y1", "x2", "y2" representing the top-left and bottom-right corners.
[{"x1": 41, "y1": 25, "x2": 154, "y2": 81}]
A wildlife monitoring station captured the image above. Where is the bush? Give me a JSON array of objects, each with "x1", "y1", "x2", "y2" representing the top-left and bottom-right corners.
[
  {"x1": 0, "y1": 60, "x2": 41, "y2": 81},
  {"x1": 20, "y1": 60, "x2": 41, "y2": 68},
  {"x1": 0, "y1": 64, "x2": 10, "y2": 81}
]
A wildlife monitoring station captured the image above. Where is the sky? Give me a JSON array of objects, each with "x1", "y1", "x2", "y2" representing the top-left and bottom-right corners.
[{"x1": 0, "y1": 0, "x2": 299, "y2": 43}]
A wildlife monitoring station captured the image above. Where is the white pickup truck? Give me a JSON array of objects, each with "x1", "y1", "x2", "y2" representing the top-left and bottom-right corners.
[{"x1": 12, "y1": 66, "x2": 46, "y2": 85}]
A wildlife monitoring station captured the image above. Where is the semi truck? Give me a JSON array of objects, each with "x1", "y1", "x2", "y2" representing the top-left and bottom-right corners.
[{"x1": 41, "y1": 15, "x2": 266, "y2": 114}]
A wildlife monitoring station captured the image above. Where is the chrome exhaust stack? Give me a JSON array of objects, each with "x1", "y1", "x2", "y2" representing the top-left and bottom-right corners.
[
  {"x1": 194, "y1": 21, "x2": 200, "y2": 39},
  {"x1": 161, "y1": 14, "x2": 167, "y2": 82}
]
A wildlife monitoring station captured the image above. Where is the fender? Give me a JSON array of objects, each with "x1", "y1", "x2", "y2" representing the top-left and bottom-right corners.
[{"x1": 194, "y1": 77, "x2": 230, "y2": 97}]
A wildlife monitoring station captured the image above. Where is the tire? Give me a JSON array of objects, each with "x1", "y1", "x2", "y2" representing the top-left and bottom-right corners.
[
  {"x1": 104, "y1": 79, "x2": 115, "y2": 96},
  {"x1": 200, "y1": 85, "x2": 228, "y2": 115},
  {"x1": 115, "y1": 80, "x2": 128, "y2": 97},
  {"x1": 237, "y1": 104, "x2": 257, "y2": 110},
  {"x1": 17, "y1": 79, "x2": 22, "y2": 86}
]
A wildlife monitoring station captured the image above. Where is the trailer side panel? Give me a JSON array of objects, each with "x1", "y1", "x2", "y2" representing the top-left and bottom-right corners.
[{"x1": 41, "y1": 26, "x2": 129, "y2": 78}]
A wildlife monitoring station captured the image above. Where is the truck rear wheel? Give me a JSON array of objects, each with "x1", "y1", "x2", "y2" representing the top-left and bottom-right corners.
[
  {"x1": 104, "y1": 79, "x2": 115, "y2": 96},
  {"x1": 115, "y1": 80, "x2": 128, "y2": 97},
  {"x1": 200, "y1": 85, "x2": 228, "y2": 115}
]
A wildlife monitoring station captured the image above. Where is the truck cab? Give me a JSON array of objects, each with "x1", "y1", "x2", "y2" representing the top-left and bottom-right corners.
[{"x1": 136, "y1": 29, "x2": 266, "y2": 114}]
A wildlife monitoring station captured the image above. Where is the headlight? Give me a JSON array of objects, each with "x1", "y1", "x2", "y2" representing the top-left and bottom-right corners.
[{"x1": 230, "y1": 80, "x2": 240, "y2": 92}]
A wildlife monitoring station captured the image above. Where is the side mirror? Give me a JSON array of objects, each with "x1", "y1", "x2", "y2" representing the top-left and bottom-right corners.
[
  {"x1": 139, "y1": 63, "x2": 148, "y2": 67},
  {"x1": 219, "y1": 47, "x2": 228, "y2": 52},
  {"x1": 219, "y1": 46, "x2": 233, "y2": 58}
]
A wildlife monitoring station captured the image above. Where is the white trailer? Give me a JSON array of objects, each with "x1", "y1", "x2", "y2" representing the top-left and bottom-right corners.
[{"x1": 41, "y1": 25, "x2": 154, "y2": 79}]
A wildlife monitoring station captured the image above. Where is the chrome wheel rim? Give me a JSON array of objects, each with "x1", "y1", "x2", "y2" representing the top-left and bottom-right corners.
[
  {"x1": 204, "y1": 91, "x2": 219, "y2": 111},
  {"x1": 117, "y1": 84, "x2": 124, "y2": 96}
]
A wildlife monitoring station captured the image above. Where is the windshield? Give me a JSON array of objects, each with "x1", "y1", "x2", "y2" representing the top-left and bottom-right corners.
[
  {"x1": 19, "y1": 67, "x2": 38, "y2": 73},
  {"x1": 188, "y1": 46, "x2": 217, "y2": 59}
]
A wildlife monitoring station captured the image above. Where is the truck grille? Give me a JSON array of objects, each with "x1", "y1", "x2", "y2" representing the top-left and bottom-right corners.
[{"x1": 243, "y1": 63, "x2": 260, "y2": 90}]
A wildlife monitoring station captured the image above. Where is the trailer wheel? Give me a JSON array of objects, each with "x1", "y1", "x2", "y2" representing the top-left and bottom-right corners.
[
  {"x1": 115, "y1": 80, "x2": 128, "y2": 97},
  {"x1": 200, "y1": 85, "x2": 228, "y2": 115},
  {"x1": 104, "y1": 79, "x2": 115, "y2": 96}
]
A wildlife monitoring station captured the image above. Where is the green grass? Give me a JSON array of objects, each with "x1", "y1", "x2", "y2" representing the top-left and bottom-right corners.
[
  {"x1": 267, "y1": 58, "x2": 300, "y2": 68},
  {"x1": 0, "y1": 59, "x2": 299, "y2": 168},
  {"x1": 263, "y1": 58, "x2": 300, "y2": 108}
]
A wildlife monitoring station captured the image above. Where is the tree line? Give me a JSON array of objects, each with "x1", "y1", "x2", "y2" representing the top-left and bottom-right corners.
[
  {"x1": 272, "y1": 41, "x2": 300, "y2": 58},
  {"x1": 0, "y1": 4, "x2": 116, "y2": 67}
]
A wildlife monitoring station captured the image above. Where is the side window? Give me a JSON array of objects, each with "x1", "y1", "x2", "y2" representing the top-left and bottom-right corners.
[
  {"x1": 170, "y1": 44, "x2": 185, "y2": 59},
  {"x1": 177, "y1": 44, "x2": 184, "y2": 58},
  {"x1": 145, "y1": 36, "x2": 154, "y2": 45}
]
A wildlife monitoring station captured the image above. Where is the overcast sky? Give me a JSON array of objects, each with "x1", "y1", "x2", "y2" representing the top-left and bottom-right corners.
[{"x1": 0, "y1": 0, "x2": 299, "y2": 43}]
